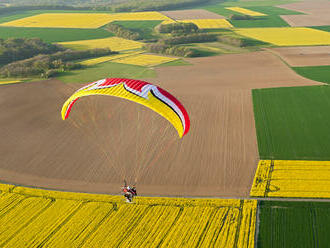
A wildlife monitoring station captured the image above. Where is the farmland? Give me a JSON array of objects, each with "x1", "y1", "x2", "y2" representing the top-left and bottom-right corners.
[
  {"x1": 0, "y1": 80, "x2": 22, "y2": 85},
  {"x1": 58, "y1": 61, "x2": 156, "y2": 83},
  {"x1": 293, "y1": 65, "x2": 330, "y2": 84},
  {"x1": 225, "y1": 7, "x2": 267, "y2": 16},
  {"x1": 252, "y1": 85, "x2": 330, "y2": 161},
  {"x1": 80, "y1": 52, "x2": 142, "y2": 66},
  {"x1": 0, "y1": 13, "x2": 116, "y2": 28},
  {"x1": 162, "y1": 19, "x2": 233, "y2": 29},
  {"x1": 0, "y1": 26, "x2": 114, "y2": 43},
  {"x1": 251, "y1": 160, "x2": 330, "y2": 198},
  {"x1": 181, "y1": 19, "x2": 233, "y2": 29},
  {"x1": 258, "y1": 200, "x2": 330, "y2": 247},
  {"x1": 112, "y1": 20, "x2": 162, "y2": 39},
  {"x1": 58, "y1": 37, "x2": 143, "y2": 51},
  {"x1": 112, "y1": 54, "x2": 178, "y2": 67},
  {"x1": 234, "y1": 27, "x2": 330, "y2": 46},
  {"x1": 269, "y1": 46, "x2": 330, "y2": 67},
  {"x1": 0, "y1": 12, "x2": 171, "y2": 29},
  {"x1": 0, "y1": 183, "x2": 257, "y2": 247}
]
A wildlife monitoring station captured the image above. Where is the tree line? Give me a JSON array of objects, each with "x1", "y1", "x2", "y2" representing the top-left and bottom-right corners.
[
  {"x1": 155, "y1": 22, "x2": 199, "y2": 35},
  {"x1": 0, "y1": 46, "x2": 115, "y2": 78},
  {"x1": 144, "y1": 43, "x2": 198, "y2": 57},
  {"x1": 160, "y1": 33, "x2": 217, "y2": 45},
  {"x1": 105, "y1": 23, "x2": 141, "y2": 40},
  {"x1": 0, "y1": 38, "x2": 63, "y2": 66}
]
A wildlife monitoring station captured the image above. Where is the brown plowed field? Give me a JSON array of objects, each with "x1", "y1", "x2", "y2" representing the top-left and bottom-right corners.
[
  {"x1": 279, "y1": 1, "x2": 330, "y2": 26},
  {"x1": 0, "y1": 51, "x2": 321, "y2": 197},
  {"x1": 269, "y1": 46, "x2": 330, "y2": 66},
  {"x1": 280, "y1": 14, "x2": 330, "y2": 27},
  {"x1": 278, "y1": 1, "x2": 330, "y2": 15},
  {"x1": 160, "y1": 9, "x2": 225, "y2": 20}
]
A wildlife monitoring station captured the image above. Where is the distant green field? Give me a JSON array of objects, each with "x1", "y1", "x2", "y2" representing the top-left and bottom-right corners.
[
  {"x1": 0, "y1": 27, "x2": 114, "y2": 43},
  {"x1": 230, "y1": 15, "x2": 290, "y2": 28},
  {"x1": 58, "y1": 62, "x2": 156, "y2": 83},
  {"x1": 220, "y1": 0, "x2": 299, "y2": 7},
  {"x1": 112, "y1": 20, "x2": 162, "y2": 39},
  {"x1": 311, "y1": 26, "x2": 330, "y2": 32},
  {"x1": 293, "y1": 66, "x2": 330, "y2": 84},
  {"x1": 258, "y1": 200, "x2": 330, "y2": 247},
  {"x1": 247, "y1": 6, "x2": 304, "y2": 15},
  {"x1": 253, "y1": 85, "x2": 330, "y2": 160},
  {"x1": 202, "y1": 6, "x2": 238, "y2": 17},
  {"x1": 157, "y1": 59, "x2": 191, "y2": 67},
  {"x1": 204, "y1": 2, "x2": 300, "y2": 28}
]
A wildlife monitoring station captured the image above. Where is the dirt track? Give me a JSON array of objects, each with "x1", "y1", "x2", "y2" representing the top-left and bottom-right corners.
[
  {"x1": 0, "y1": 51, "x2": 321, "y2": 197},
  {"x1": 268, "y1": 46, "x2": 330, "y2": 66}
]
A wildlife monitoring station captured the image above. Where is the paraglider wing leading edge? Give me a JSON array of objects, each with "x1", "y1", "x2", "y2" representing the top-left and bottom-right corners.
[{"x1": 61, "y1": 78, "x2": 190, "y2": 138}]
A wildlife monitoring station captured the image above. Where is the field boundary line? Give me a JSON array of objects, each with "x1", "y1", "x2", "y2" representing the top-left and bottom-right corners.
[{"x1": 265, "y1": 160, "x2": 275, "y2": 197}]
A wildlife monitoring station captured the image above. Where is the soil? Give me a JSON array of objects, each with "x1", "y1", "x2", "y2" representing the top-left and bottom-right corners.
[
  {"x1": 0, "y1": 51, "x2": 321, "y2": 197},
  {"x1": 160, "y1": 9, "x2": 225, "y2": 20},
  {"x1": 268, "y1": 46, "x2": 330, "y2": 66},
  {"x1": 278, "y1": 1, "x2": 330, "y2": 26}
]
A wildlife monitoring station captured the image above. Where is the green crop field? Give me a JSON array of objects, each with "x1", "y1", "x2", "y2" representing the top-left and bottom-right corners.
[
  {"x1": 312, "y1": 26, "x2": 330, "y2": 32},
  {"x1": 258, "y1": 200, "x2": 330, "y2": 247},
  {"x1": 58, "y1": 61, "x2": 156, "y2": 83},
  {"x1": 230, "y1": 15, "x2": 290, "y2": 28},
  {"x1": 253, "y1": 85, "x2": 330, "y2": 160},
  {"x1": 293, "y1": 66, "x2": 330, "y2": 84},
  {"x1": 112, "y1": 20, "x2": 162, "y2": 39},
  {"x1": 220, "y1": 0, "x2": 299, "y2": 7},
  {"x1": 0, "y1": 27, "x2": 114, "y2": 43},
  {"x1": 157, "y1": 59, "x2": 191, "y2": 67},
  {"x1": 246, "y1": 6, "x2": 304, "y2": 15},
  {"x1": 204, "y1": 2, "x2": 301, "y2": 28}
]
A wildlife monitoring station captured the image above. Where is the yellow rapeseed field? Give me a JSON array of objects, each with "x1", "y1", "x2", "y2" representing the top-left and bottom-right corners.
[
  {"x1": 172, "y1": 19, "x2": 233, "y2": 29},
  {"x1": 226, "y1": 7, "x2": 267, "y2": 16},
  {"x1": 58, "y1": 37, "x2": 143, "y2": 52},
  {"x1": 0, "y1": 183, "x2": 257, "y2": 247},
  {"x1": 250, "y1": 160, "x2": 330, "y2": 198},
  {"x1": 0, "y1": 13, "x2": 115, "y2": 28},
  {"x1": 0, "y1": 12, "x2": 171, "y2": 28},
  {"x1": 0, "y1": 80, "x2": 21, "y2": 85},
  {"x1": 80, "y1": 51, "x2": 142, "y2": 66},
  {"x1": 112, "y1": 54, "x2": 178, "y2": 67},
  {"x1": 235, "y1": 27, "x2": 330, "y2": 46}
]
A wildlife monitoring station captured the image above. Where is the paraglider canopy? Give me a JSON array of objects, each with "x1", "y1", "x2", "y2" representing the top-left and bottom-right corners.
[{"x1": 61, "y1": 78, "x2": 190, "y2": 138}]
